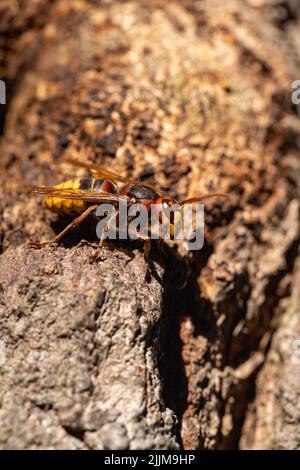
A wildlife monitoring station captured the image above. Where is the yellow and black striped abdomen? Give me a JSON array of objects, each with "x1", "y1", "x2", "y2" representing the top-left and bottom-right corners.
[
  {"x1": 44, "y1": 178, "x2": 117, "y2": 215},
  {"x1": 44, "y1": 179, "x2": 86, "y2": 215}
]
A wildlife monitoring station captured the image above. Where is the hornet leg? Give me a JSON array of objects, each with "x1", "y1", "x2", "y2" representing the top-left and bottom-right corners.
[
  {"x1": 98, "y1": 210, "x2": 119, "y2": 248},
  {"x1": 143, "y1": 238, "x2": 151, "y2": 264},
  {"x1": 28, "y1": 205, "x2": 98, "y2": 249}
]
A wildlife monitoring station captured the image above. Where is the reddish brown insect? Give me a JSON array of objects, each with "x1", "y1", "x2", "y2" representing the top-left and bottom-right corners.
[{"x1": 28, "y1": 159, "x2": 228, "y2": 259}]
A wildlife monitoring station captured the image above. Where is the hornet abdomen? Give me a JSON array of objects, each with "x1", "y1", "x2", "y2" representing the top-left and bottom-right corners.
[{"x1": 44, "y1": 178, "x2": 117, "y2": 215}]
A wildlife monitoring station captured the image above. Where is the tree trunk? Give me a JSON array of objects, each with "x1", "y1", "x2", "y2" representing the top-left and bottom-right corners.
[{"x1": 0, "y1": 0, "x2": 299, "y2": 450}]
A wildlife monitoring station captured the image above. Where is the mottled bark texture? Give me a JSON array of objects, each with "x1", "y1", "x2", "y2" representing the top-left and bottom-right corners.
[{"x1": 0, "y1": 0, "x2": 300, "y2": 450}]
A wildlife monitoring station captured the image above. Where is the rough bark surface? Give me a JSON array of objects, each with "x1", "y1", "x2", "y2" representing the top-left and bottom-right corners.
[
  {"x1": 0, "y1": 246, "x2": 177, "y2": 449},
  {"x1": 0, "y1": 0, "x2": 300, "y2": 450},
  {"x1": 240, "y1": 257, "x2": 300, "y2": 450}
]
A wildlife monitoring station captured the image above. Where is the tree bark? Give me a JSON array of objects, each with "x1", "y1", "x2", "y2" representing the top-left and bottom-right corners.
[{"x1": 0, "y1": 0, "x2": 299, "y2": 450}]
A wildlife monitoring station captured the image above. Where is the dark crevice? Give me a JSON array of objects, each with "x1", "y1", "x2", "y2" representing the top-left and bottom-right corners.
[
  {"x1": 61, "y1": 425, "x2": 86, "y2": 443},
  {"x1": 158, "y1": 247, "x2": 190, "y2": 449},
  {"x1": 157, "y1": 241, "x2": 214, "y2": 449}
]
